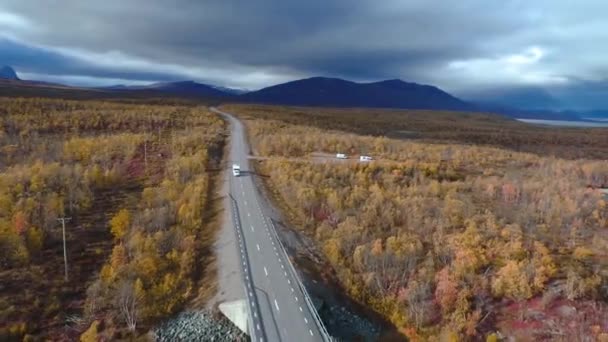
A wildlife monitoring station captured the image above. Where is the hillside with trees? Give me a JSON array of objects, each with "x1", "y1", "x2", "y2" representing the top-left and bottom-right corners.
[
  {"x1": 224, "y1": 104, "x2": 608, "y2": 340},
  {"x1": 0, "y1": 98, "x2": 226, "y2": 340}
]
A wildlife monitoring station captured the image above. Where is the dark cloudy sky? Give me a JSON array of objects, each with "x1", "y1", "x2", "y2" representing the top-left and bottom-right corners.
[{"x1": 1, "y1": 0, "x2": 607, "y2": 102}]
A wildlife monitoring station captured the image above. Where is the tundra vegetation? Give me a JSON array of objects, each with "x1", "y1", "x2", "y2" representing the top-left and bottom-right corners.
[
  {"x1": 223, "y1": 104, "x2": 608, "y2": 341},
  {"x1": 0, "y1": 98, "x2": 225, "y2": 340}
]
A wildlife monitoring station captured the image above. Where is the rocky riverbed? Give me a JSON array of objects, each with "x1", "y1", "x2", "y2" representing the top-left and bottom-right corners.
[
  {"x1": 320, "y1": 304, "x2": 381, "y2": 341},
  {"x1": 155, "y1": 310, "x2": 247, "y2": 342}
]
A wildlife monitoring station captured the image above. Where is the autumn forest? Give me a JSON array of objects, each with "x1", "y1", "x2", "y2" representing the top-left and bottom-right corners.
[
  {"x1": 0, "y1": 98, "x2": 226, "y2": 340},
  {"x1": 1, "y1": 96, "x2": 607, "y2": 341},
  {"x1": 224, "y1": 104, "x2": 608, "y2": 341}
]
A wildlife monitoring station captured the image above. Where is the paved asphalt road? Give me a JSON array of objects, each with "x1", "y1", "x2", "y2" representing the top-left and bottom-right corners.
[{"x1": 211, "y1": 107, "x2": 323, "y2": 342}]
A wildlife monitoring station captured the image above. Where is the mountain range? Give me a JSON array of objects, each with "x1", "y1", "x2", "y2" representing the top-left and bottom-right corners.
[
  {"x1": 240, "y1": 77, "x2": 473, "y2": 111},
  {"x1": 0, "y1": 66, "x2": 19, "y2": 80},
  {"x1": 0, "y1": 65, "x2": 605, "y2": 121},
  {"x1": 101, "y1": 81, "x2": 233, "y2": 98}
]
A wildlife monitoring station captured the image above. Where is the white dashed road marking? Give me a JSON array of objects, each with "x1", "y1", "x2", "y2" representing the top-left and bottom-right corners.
[
  {"x1": 264, "y1": 267, "x2": 268, "y2": 276},
  {"x1": 256, "y1": 244, "x2": 260, "y2": 251},
  {"x1": 274, "y1": 299, "x2": 280, "y2": 312},
  {"x1": 309, "y1": 329, "x2": 314, "y2": 336}
]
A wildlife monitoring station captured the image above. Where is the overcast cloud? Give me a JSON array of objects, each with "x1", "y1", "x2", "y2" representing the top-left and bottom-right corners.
[{"x1": 0, "y1": 0, "x2": 607, "y2": 101}]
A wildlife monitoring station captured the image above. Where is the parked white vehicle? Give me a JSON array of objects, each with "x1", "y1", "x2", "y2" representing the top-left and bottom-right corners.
[
  {"x1": 336, "y1": 153, "x2": 347, "y2": 159},
  {"x1": 232, "y1": 164, "x2": 241, "y2": 176},
  {"x1": 359, "y1": 155, "x2": 373, "y2": 162}
]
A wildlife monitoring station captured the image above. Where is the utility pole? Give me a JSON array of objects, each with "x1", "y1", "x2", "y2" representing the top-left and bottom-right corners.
[
  {"x1": 57, "y1": 217, "x2": 72, "y2": 282},
  {"x1": 145, "y1": 115, "x2": 151, "y2": 174},
  {"x1": 144, "y1": 139, "x2": 148, "y2": 172}
]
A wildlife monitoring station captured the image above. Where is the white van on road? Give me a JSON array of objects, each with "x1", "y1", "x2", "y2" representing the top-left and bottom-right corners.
[
  {"x1": 336, "y1": 153, "x2": 347, "y2": 159},
  {"x1": 232, "y1": 164, "x2": 241, "y2": 176}
]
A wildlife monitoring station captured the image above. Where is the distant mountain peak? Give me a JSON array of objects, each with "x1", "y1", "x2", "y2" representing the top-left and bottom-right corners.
[
  {"x1": 305, "y1": 76, "x2": 343, "y2": 81},
  {"x1": 0, "y1": 66, "x2": 19, "y2": 80},
  {"x1": 375, "y1": 78, "x2": 405, "y2": 84},
  {"x1": 169, "y1": 80, "x2": 198, "y2": 86},
  {"x1": 241, "y1": 76, "x2": 473, "y2": 111},
  {"x1": 211, "y1": 85, "x2": 250, "y2": 95}
]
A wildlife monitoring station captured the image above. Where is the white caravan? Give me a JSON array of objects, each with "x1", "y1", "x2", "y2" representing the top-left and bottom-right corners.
[{"x1": 232, "y1": 164, "x2": 241, "y2": 176}]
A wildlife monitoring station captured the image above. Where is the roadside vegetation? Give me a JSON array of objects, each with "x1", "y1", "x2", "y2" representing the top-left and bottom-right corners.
[
  {"x1": 224, "y1": 104, "x2": 608, "y2": 340},
  {"x1": 0, "y1": 98, "x2": 226, "y2": 340}
]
